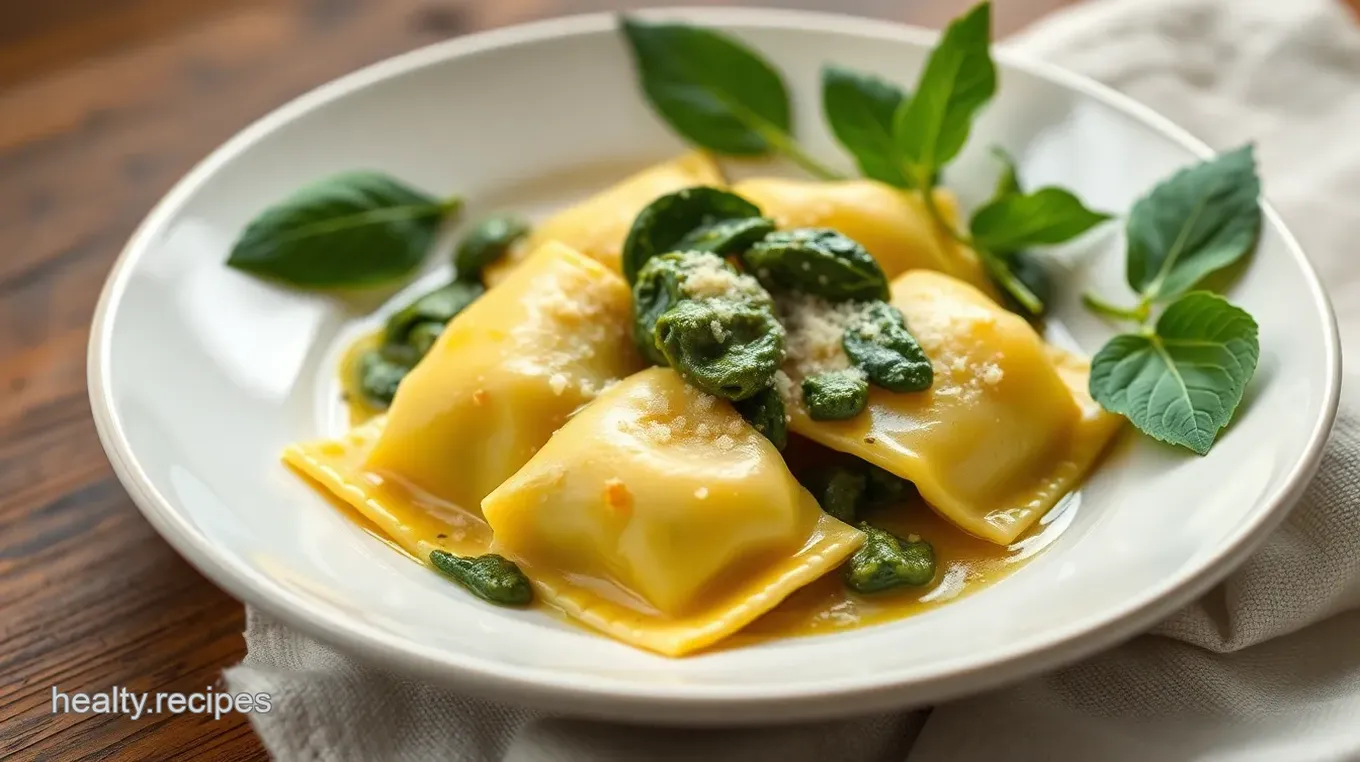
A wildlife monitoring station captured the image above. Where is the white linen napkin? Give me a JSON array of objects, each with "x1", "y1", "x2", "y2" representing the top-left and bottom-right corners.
[{"x1": 225, "y1": 0, "x2": 1360, "y2": 758}]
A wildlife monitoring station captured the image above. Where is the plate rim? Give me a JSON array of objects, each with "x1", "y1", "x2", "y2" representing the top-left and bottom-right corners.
[{"x1": 87, "y1": 7, "x2": 1343, "y2": 723}]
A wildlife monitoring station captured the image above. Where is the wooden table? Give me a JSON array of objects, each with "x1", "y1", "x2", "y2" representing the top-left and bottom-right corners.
[{"x1": 0, "y1": 1, "x2": 1077, "y2": 759}]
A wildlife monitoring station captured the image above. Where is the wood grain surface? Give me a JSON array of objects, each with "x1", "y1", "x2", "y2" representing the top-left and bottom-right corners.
[{"x1": 0, "y1": 0, "x2": 1074, "y2": 759}]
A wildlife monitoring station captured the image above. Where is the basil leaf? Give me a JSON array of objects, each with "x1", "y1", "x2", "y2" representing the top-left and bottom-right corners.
[
  {"x1": 989, "y1": 145, "x2": 1022, "y2": 200},
  {"x1": 1126, "y1": 145, "x2": 1262, "y2": 303},
  {"x1": 843, "y1": 301, "x2": 933, "y2": 393},
  {"x1": 821, "y1": 65, "x2": 912, "y2": 188},
  {"x1": 892, "y1": 1, "x2": 996, "y2": 185},
  {"x1": 455, "y1": 214, "x2": 530, "y2": 280},
  {"x1": 743, "y1": 228, "x2": 890, "y2": 302},
  {"x1": 622, "y1": 186, "x2": 764, "y2": 283},
  {"x1": 1089, "y1": 291, "x2": 1259, "y2": 455},
  {"x1": 619, "y1": 18, "x2": 790, "y2": 156},
  {"x1": 998, "y1": 251, "x2": 1053, "y2": 318},
  {"x1": 227, "y1": 171, "x2": 458, "y2": 289},
  {"x1": 969, "y1": 187, "x2": 1111, "y2": 251},
  {"x1": 384, "y1": 279, "x2": 484, "y2": 348}
]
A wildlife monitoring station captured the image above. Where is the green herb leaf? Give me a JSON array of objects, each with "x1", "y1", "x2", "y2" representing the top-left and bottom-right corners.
[
  {"x1": 619, "y1": 18, "x2": 790, "y2": 156},
  {"x1": 226, "y1": 171, "x2": 458, "y2": 289},
  {"x1": 622, "y1": 186, "x2": 765, "y2": 283},
  {"x1": 676, "y1": 216, "x2": 775, "y2": 254},
  {"x1": 970, "y1": 187, "x2": 1111, "y2": 252},
  {"x1": 803, "y1": 465, "x2": 868, "y2": 523},
  {"x1": 845, "y1": 523, "x2": 935, "y2": 593},
  {"x1": 743, "y1": 228, "x2": 890, "y2": 302},
  {"x1": 1089, "y1": 291, "x2": 1259, "y2": 455},
  {"x1": 892, "y1": 1, "x2": 996, "y2": 185},
  {"x1": 865, "y1": 465, "x2": 911, "y2": 507},
  {"x1": 1126, "y1": 145, "x2": 1262, "y2": 303},
  {"x1": 802, "y1": 369, "x2": 869, "y2": 421},
  {"x1": 356, "y1": 349, "x2": 410, "y2": 408},
  {"x1": 455, "y1": 214, "x2": 530, "y2": 280},
  {"x1": 654, "y1": 297, "x2": 785, "y2": 402},
  {"x1": 821, "y1": 65, "x2": 912, "y2": 187},
  {"x1": 734, "y1": 386, "x2": 788, "y2": 450},
  {"x1": 384, "y1": 280, "x2": 484, "y2": 349},
  {"x1": 843, "y1": 301, "x2": 933, "y2": 392},
  {"x1": 407, "y1": 322, "x2": 444, "y2": 357},
  {"x1": 988, "y1": 145, "x2": 1022, "y2": 200},
  {"x1": 633, "y1": 251, "x2": 751, "y2": 366},
  {"x1": 997, "y1": 250, "x2": 1053, "y2": 318},
  {"x1": 429, "y1": 551, "x2": 534, "y2": 606}
]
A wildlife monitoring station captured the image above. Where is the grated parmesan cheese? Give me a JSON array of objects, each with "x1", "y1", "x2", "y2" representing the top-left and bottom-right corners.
[
  {"x1": 619, "y1": 378, "x2": 760, "y2": 450},
  {"x1": 778, "y1": 293, "x2": 862, "y2": 378},
  {"x1": 709, "y1": 320, "x2": 728, "y2": 343},
  {"x1": 680, "y1": 253, "x2": 764, "y2": 301},
  {"x1": 505, "y1": 268, "x2": 630, "y2": 399},
  {"x1": 900, "y1": 296, "x2": 1010, "y2": 403}
]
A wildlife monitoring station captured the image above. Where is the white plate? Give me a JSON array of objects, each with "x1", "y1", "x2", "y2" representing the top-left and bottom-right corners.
[{"x1": 89, "y1": 9, "x2": 1341, "y2": 724}]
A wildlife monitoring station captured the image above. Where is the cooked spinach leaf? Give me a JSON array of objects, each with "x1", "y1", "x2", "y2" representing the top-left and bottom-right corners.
[
  {"x1": 842, "y1": 301, "x2": 933, "y2": 393},
  {"x1": 622, "y1": 186, "x2": 766, "y2": 283},
  {"x1": 743, "y1": 228, "x2": 889, "y2": 302}
]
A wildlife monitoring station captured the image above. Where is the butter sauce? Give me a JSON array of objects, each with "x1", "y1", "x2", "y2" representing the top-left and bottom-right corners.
[{"x1": 317, "y1": 357, "x2": 1078, "y2": 647}]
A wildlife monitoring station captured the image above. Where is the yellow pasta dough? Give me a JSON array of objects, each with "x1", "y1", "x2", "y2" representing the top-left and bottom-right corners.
[
  {"x1": 484, "y1": 151, "x2": 723, "y2": 284},
  {"x1": 480, "y1": 368, "x2": 865, "y2": 656},
  {"x1": 365, "y1": 240, "x2": 643, "y2": 515},
  {"x1": 783, "y1": 270, "x2": 1122, "y2": 545}
]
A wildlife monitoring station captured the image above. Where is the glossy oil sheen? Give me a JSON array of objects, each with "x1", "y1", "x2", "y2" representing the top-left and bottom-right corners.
[
  {"x1": 786, "y1": 270, "x2": 1123, "y2": 544},
  {"x1": 290, "y1": 390, "x2": 1071, "y2": 655}
]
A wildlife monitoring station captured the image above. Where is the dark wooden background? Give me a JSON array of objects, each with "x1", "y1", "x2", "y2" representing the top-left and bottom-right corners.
[{"x1": 0, "y1": 0, "x2": 1087, "y2": 759}]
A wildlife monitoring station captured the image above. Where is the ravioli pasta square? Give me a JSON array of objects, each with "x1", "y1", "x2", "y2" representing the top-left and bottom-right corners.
[
  {"x1": 783, "y1": 270, "x2": 1123, "y2": 545},
  {"x1": 481, "y1": 368, "x2": 865, "y2": 656},
  {"x1": 365, "y1": 240, "x2": 642, "y2": 516},
  {"x1": 484, "y1": 151, "x2": 723, "y2": 284},
  {"x1": 284, "y1": 416, "x2": 495, "y2": 562}
]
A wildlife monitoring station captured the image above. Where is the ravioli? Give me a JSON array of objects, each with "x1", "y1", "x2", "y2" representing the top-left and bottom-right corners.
[
  {"x1": 480, "y1": 368, "x2": 865, "y2": 657},
  {"x1": 484, "y1": 151, "x2": 724, "y2": 284},
  {"x1": 364, "y1": 240, "x2": 643, "y2": 515},
  {"x1": 782, "y1": 270, "x2": 1122, "y2": 545},
  {"x1": 732, "y1": 178, "x2": 995, "y2": 295},
  {"x1": 285, "y1": 416, "x2": 494, "y2": 563}
]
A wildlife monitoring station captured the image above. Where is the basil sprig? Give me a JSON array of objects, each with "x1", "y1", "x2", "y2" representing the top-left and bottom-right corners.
[
  {"x1": 890, "y1": 1, "x2": 995, "y2": 188},
  {"x1": 1085, "y1": 147, "x2": 1263, "y2": 454},
  {"x1": 815, "y1": 4, "x2": 1108, "y2": 315},
  {"x1": 619, "y1": 17, "x2": 841, "y2": 179},
  {"x1": 821, "y1": 66, "x2": 911, "y2": 187},
  {"x1": 227, "y1": 171, "x2": 460, "y2": 289},
  {"x1": 1124, "y1": 145, "x2": 1262, "y2": 305}
]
